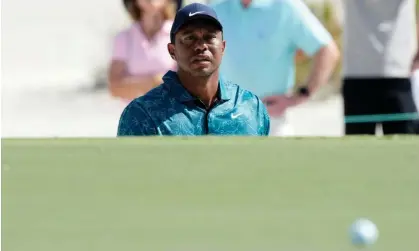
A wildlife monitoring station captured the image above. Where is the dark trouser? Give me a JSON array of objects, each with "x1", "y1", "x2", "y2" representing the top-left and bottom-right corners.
[{"x1": 343, "y1": 77, "x2": 419, "y2": 135}]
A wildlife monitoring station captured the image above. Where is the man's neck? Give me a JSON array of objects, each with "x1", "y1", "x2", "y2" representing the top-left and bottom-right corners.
[
  {"x1": 177, "y1": 70, "x2": 220, "y2": 108},
  {"x1": 241, "y1": 0, "x2": 252, "y2": 8}
]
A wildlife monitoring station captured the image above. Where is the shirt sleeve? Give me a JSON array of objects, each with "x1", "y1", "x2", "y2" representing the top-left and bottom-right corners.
[
  {"x1": 285, "y1": 0, "x2": 333, "y2": 56},
  {"x1": 117, "y1": 101, "x2": 158, "y2": 136},
  {"x1": 264, "y1": 111, "x2": 270, "y2": 136},
  {"x1": 262, "y1": 104, "x2": 270, "y2": 136},
  {"x1": 111, "y1": 31, "x2": 129, "y2": 61},
  {"x1": 256, "y1": 97, "x2": 270, "y2": 136}
]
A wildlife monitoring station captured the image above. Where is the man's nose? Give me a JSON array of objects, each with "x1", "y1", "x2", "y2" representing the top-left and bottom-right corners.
[{"x1": 194, "y1": 38, "x2": 208, "y2": 52}]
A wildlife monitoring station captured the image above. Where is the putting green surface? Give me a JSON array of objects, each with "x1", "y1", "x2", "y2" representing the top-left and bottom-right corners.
[{"x1": 2, "y1": 137, "x2": 419, "y2": 251}]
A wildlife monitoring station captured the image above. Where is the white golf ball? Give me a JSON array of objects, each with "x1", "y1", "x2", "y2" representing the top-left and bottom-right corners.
[{"x1": 349, "y1": 218, "x2": 379, "y2": 247}]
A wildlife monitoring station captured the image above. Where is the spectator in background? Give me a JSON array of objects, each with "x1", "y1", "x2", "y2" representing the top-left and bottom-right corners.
[
  {"x1": 211, "y1": 0, "x2": 339, "y2": 136},
  {"x1": 343, "y1": 0, "x2": 419, "y2": 135},
  {"x1": 108, "y1": 0, "x2": 177, "y2": 101}
]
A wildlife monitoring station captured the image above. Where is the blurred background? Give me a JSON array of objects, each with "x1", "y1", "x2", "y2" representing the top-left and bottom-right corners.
[{"x1": 1, "y1": 0, "x2": 417, "y2": 137}]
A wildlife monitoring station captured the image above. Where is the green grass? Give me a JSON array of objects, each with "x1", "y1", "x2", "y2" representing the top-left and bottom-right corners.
[{"x1": 2, "y1": 137, "x2": 419, "y2": 251}]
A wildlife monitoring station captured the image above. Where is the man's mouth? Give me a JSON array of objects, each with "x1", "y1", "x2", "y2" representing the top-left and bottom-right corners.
[{"x1": 191, "y1": 56, "x2": 211, "y2": 63}]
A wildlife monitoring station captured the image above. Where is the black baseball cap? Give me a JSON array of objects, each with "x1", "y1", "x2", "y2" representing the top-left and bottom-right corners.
[{"x1": 170, "y1": 3, "x2": 223, "y2": 43}]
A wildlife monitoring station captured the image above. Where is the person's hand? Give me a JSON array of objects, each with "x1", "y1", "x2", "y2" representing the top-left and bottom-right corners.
[{"x1": 262, "y1": 95, "x2": 308, "y2": 117}]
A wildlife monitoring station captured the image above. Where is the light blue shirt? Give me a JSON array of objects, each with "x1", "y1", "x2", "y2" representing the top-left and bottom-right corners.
[
  {"x1": 117, "y1": 71, "x2": 270, "y2": 136},
  {"x1": 212, "y1": 0, "x2": 332, "y2": 98}
]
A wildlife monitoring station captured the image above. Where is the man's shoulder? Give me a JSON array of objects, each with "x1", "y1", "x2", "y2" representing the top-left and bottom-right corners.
[
  {"x1": 223, "y1": 80, "x2": 269, "y2": 135},
  {"x1": 224, "y1": 80, "x2": 263, "y2": 104},
  {"x1": 126, "y1": 84, "x2": 171, "y2": 113}
]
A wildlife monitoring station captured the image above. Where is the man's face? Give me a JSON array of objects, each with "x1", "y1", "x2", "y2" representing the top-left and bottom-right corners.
[{"x1": 168, "y1": 20, "x2": 225, "y2": 77}]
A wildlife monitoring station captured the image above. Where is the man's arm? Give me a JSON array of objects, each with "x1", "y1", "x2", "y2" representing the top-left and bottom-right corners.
[
  {"x1": 117, "y1": 101, "x2": 158, "y2": 136},
  {"x1": 305, "y1": 44, "x2": 340, "y2": 94},
  {"x1": 287, "y1": 0, "x2": 340, "y2": 94}
]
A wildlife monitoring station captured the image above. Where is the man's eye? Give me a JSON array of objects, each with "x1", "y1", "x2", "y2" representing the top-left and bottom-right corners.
[{"x1": 205, "y1": 34, "x2": 217, "y2": 40}]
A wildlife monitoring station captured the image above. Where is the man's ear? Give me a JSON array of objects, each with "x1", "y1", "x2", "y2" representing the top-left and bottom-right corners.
[
  {"x1": 167, "y1": 43, "x2": 176, "y2": 60},
  {"x1": 222, "y1": 40, "x2": 226, "y2": 54}
]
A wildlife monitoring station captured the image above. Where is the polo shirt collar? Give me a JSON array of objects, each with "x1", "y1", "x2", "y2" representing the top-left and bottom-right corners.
[{"x1": 162, "y1": 70, "x2": 231, "y2": 103}]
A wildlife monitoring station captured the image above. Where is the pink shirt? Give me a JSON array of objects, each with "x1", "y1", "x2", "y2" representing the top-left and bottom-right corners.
[{"x1": 111, "y1": 21, "x2": 176, "y2": 76}]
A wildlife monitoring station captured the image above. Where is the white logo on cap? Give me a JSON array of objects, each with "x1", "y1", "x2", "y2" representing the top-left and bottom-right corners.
[{"x1": 189, "y1": 11, "x2": 205, "y2": 16}]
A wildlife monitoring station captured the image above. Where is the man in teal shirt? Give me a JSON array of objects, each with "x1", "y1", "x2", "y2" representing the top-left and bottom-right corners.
[
  {"x1": 211, "y1": 0, "x2": 339, "y2": 136},
  {"x1": 117, "y1": 3, "x2": 270, "y2": 136}
]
